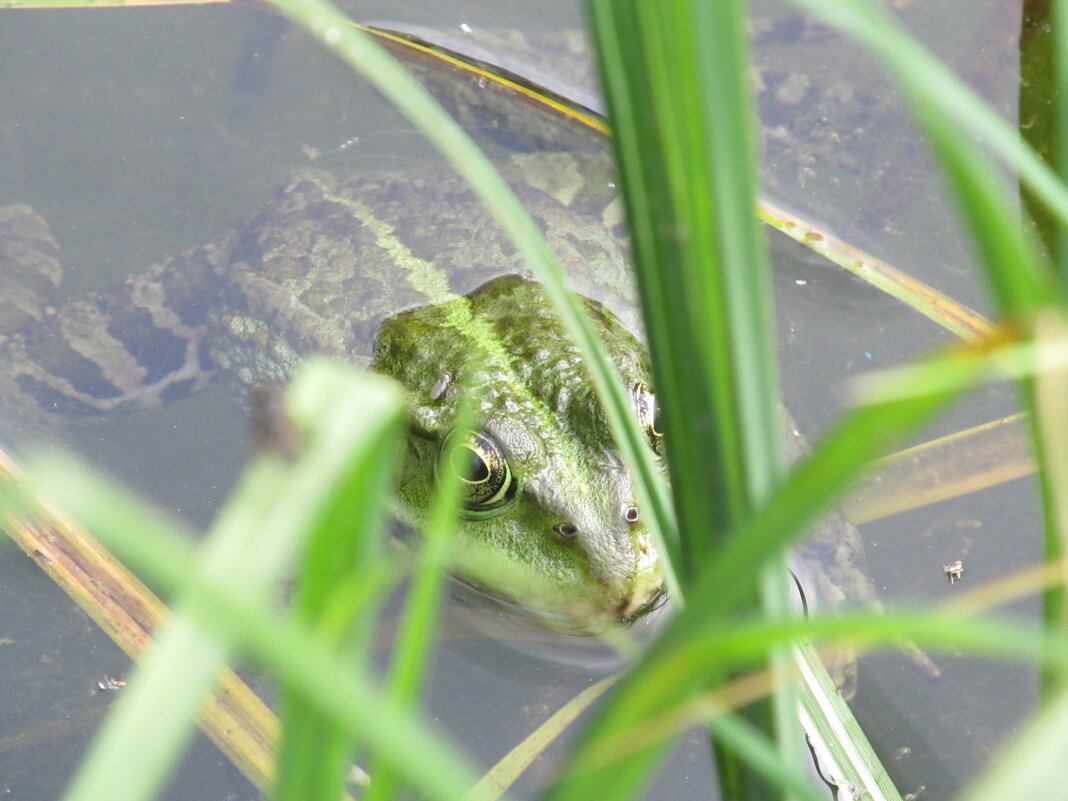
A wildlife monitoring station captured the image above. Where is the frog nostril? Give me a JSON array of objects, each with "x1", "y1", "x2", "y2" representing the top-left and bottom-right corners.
[
  {"x1": 553, "y1": 522, "x2": 579, "y2": 541},
  {"x1": 623, "y1": 505, "x2": 640, "y2": 524}
]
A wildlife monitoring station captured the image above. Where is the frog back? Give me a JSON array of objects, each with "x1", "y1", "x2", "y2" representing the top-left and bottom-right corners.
[{"x1": 0, "y1": 155, "x2": 634, "y2": 421}]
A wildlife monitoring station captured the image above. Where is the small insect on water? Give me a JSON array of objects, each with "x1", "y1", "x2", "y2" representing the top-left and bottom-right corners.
[
  {"x1": 943, "y1": 560, "x2": 964, "y2": 584},
  {"x1": 96, "y1": 675, "x2": 126, "y2": 691}
]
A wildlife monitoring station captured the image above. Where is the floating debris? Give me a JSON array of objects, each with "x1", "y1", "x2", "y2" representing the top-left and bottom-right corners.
[{"x1": 943, "y1": 560, "x2": 964, "y2": 584}]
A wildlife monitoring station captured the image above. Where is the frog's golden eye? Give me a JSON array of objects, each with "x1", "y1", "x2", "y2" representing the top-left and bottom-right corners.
[
  {"x1": 632, "y1": 382, "x2": 664, "y2": 455},
  {"x1": 440, "y1": 430, "x2": 517, "y2": 512}
]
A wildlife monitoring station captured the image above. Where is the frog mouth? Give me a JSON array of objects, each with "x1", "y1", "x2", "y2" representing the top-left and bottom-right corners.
[
  {"x1": 611, "y1": 586, "x2": 669, "y2": 623},
  {"x1": 451, "y1": 575, "x2": 669, "y2": 634}
]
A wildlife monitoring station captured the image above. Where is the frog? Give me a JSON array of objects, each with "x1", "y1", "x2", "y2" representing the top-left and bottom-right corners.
[
  {"x1": 0, "y1": 155, "x2": 907, "y2": 662},
  {"x1": 0, "y1": 155, "x2": 664, "y2": 628}
]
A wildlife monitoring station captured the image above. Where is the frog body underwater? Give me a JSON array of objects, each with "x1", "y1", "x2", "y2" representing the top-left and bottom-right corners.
[
  {"x1": 0, "y1": 159, "x2": 666, "y2": 627},
  {"x1": 0, "y1": 156, "x2": 881, "y2": 640}
]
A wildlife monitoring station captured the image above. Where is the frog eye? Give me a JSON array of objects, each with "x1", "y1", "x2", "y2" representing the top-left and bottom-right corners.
[
  {"x1": 632, "y1": 382, "x2": 664, "y2": 454},
  {"x1": 440, "y1": 430, "x2": 517, "y2": 512}
]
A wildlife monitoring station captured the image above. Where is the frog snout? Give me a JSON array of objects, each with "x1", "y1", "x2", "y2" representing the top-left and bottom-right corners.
[{"x1": 552, "y1": 504, "x2": 643, "y2": 542}]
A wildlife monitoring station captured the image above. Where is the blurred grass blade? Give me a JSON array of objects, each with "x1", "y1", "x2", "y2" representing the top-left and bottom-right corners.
[
  {"x1": 1033, "y1": 310, "x2": 1068, "y2": 655},
  {"x1": 14, "y1": 452, "x2": 490, "y2": 801},
  {"x1": 1058, "y1": 0, "x2": 1068, "y2": 281},
  {"x1": 545, "y1": 330, "x2": 989, "y2": 800},
  {"x1": 789, "y1": 0, "x2": 1068, "y2": 676},
  {"x1": 843, "y1": 413, "x2": 1035, "y2": 523},
  {"x1": 0, "y1": 449, "x2": 279, "y2": 792},
  {"x1": 37, "y1": 359, "x2": 405, "y2": 801},
  {"x1": 273, "y1": 377, "x2": 401, "y2": 801},
  {"x1": 548, "y1": 606, "x2": 1064, "y2": 796},
  {"x1": 0, "y1": 0, "x2": 225, "y2": 6},
  {"x1": 691, "y1": 345, "x2": 991, "y2": 623},
  {"x1": 364, "y1": 400, "x2": 474, "y2": 801},
  {"x1": 705, "y1": 714, "x2": 828, "y2": 801}
]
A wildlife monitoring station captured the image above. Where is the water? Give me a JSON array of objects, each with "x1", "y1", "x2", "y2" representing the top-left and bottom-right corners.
[{"x1": 0, "y1": 1, "x2": 1038, "y2": 799}]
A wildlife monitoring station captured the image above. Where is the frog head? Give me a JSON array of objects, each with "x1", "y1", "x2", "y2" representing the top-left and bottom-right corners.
[{"x1": 372, "y1": 274, "x2": 664, "y2": 629}]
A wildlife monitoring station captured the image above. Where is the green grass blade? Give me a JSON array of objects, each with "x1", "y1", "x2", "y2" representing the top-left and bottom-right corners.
[
  {"x1": 1058, "y1": 0, "x2": 1068, "y2": 283},
  {"x1": 5, "y1": 460, "x2": 492, "y2": 801},
  {"x1": 793, "y1": 644, "x2": 902, "y2": 801},
  {"x1": 544, "y1": 327, "x2": 988, "y2": 801},
  {"x1": 705, "y1": 714, "x2": 828, "y2": 801},
  {"x1": 35, "y1": 360, "x2": 405, "y2": 801},
  {"x1": 364, "y1": 403, "x2": 474, "y2": 801},
  {"x1": 790, "y1": 0, "x2": 1068, "y2": 701},
  {"x1": 273, "y1": 378, "x2": 402, "y2": 801},
  {"x1": 546, "y1": 606, "x2": 1064, "y2": 796},
  {"x1": 589, "y1": 0, "x2": 780, "y2": 577},
  {"x1": 581, "y1": 0, "x2": 796, "y2": 798}
]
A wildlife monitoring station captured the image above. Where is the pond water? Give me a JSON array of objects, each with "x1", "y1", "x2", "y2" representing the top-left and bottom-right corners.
[{"x1": 0, "y1": 1, "x2": 1039, "y2": 800}]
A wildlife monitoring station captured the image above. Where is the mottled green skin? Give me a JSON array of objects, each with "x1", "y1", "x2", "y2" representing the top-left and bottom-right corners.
[
  {"x1": 375, "y1": 275, "x2": 662, "y2": 622},
  {"x1": 0, "y1": 156, "x2": 664, "y2": 626}
]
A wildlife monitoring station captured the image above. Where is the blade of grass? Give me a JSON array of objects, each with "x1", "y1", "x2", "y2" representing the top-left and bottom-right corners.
[
  {"x1": 793, "y1": 644, "x2": 902, "y2": 801},
  {"x1": 1058, "y1": 0, "x2": 1068, "y2": 282},
  {"x1": 9, "y1": 452, "x2": 495, "y2": 801},
  {"x1": 474, "y1": 676, "x2": 618, "y2": 801},
  {"x1": 843, "y1": 413, "x2": 1035, "y2": 524},
  {"x1": 1032, "y1": 309, "x2": 1068, "y2": 694},
  {"x1": 272, "y1": 379, "x2": 400, "y2": 801},
  {"x1": 0, "y1": 448, "x2": 279, "y2": 792},
  {"x1": 12, "y1": 437, "x2": 1060, "y2": 801},
  {"x1": 553, "y1": 606, "x2": 1068, "y2": 773},
  {"x1": 42, "y1": 359, "x2": 405, "y2": 801},
  {"x1": 0, "y1": 0, "x2": 226, "y2": 6},
  {"x1": 364, "y1": 396, "x2": 476, "y2": 801},
  {"x1": 590, "y1": 0, "x2": 781, "y2": 574},
  {"x1": 583, "y1": 0, "x2": 797, "y2": 798}
]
